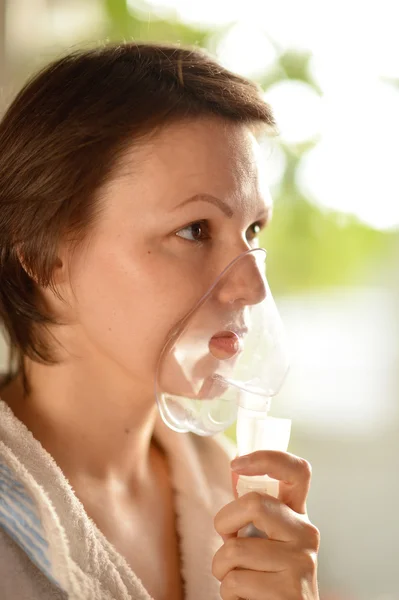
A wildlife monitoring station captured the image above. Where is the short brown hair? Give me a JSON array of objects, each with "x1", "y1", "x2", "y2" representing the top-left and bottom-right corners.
[{"x1": 0, "y1": 42, "x2": 275, "y2": 386}]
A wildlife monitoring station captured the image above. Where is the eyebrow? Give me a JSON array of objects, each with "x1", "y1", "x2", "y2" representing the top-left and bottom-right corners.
[{"x1": 176, "y1": 193, "x2": 270, "y2": 221}]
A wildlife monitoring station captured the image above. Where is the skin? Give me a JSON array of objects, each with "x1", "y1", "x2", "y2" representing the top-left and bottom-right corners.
[{"x1": 1, "y1": 116, "x2": 319, "y2": 599}]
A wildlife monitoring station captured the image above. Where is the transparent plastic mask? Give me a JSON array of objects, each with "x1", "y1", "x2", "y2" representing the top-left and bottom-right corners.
[{"x1": 154, "y1": 248, "x2": 289, "y2": 436}]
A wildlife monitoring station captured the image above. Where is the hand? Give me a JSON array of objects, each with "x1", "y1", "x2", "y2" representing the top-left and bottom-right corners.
[{"x1": 212, "y1": 450, "x2": 320, "y2": 600}]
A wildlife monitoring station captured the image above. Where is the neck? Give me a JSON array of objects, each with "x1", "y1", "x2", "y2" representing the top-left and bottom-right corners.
[{"x1": 1, "y1": 354, "x2": 161, "y2": 487}]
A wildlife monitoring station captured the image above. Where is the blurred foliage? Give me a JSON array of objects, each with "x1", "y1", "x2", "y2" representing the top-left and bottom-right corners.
[
  {"x1": 262, "y1": 155, "x2": 397, "y2": 293},
  {"x1": 260, "y1": 48, "x2": 323, "y2": 94},
  {"x1": 102, "y1": 0, "x2": 397, "y2": 294},
  {"x1": 104, "y1": 0, "x2": 210, "y2": 46}
]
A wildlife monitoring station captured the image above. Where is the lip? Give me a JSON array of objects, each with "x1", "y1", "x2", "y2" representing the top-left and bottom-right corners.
[
  {"x1": 208, "y1": 329, "x2": 246, "y2": 361},
  {"x1": 229, "y1": 326, "x2": 249, "y2": 338},
  {"x1": 209, "y1": 324, "x2": 248, "y2": 341}
]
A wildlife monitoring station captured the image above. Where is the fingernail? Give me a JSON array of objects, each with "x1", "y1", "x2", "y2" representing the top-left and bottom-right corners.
[{"x1": 230, "y1": 455, "x2": 250, "y2": 471}]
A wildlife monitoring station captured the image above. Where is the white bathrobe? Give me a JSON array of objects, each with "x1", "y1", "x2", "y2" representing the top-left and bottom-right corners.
[{"x1": 0, "y1": 399, "x2": 236, "y2": 600}]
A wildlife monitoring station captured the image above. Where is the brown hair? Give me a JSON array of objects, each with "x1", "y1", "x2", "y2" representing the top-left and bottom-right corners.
[{"x1": 0, "y1": 42, "x2": 275, "y2": 389}]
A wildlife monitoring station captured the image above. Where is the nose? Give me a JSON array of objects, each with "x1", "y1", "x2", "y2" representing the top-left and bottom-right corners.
[{"x1": 216, "y1": 251, "x2": 267, "y2": 308}]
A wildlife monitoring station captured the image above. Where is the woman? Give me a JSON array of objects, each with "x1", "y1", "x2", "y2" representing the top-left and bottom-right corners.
[{"x1": 0, "y1": 43, "x2": 320, "y2": 599}]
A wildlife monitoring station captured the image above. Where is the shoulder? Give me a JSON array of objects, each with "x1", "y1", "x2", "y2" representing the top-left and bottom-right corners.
[
  {"x1": 0, "y1": 449, "x2": 59, "y2": 585},
  {"x1": 0, "y1": 526, "x2": 66, "y2": 600},
  {"x1": 0, "y1": 402, "x2": 64, "y2": 594},
  {"x1": 0, "y1": 452, "x2": 65, "y2": 599}
]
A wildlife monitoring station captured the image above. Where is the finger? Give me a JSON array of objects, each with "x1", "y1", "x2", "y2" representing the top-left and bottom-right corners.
[
  {"x1": 212, "y1": 537, "x2": 289, "y2": 581},
  {"x1": 216, "y1": 470, "x2": 240, "y2": 543},
  {"x1": 218, "y1": 471, "x2": 238, "y2": 543},
  {"x1": 231, "y1": 451, "x2": 312, "y2": 514},
  {"x1": 214, "y1": 491, "x2": 305, "y2": 542},
  {"x1": 219, "y1": 569, "x2": 281, "y2": 600},
  {"x1": 231, "y1": 470, "x2": 239, "y2": 500}
]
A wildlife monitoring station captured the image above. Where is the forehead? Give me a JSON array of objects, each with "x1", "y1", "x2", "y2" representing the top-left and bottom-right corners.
[
  {"x1": 149, "y1": 118, "x2": 260, "y2": 178},
  {"x1": 108, "y1": 117, "x2": 272, "y2": 215}
]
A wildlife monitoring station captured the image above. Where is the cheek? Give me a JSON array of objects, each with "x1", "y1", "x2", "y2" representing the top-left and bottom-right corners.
[{"x1": 69, "y1": 247, "x2": 206, "y2": 385}]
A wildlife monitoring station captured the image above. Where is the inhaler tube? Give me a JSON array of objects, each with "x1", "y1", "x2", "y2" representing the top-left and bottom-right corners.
[{"x1": 235, "y1": 395, "x2": 291, "y2": 538}]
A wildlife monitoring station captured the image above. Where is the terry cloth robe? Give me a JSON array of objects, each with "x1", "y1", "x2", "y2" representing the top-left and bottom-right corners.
[{"x1": 0, "y1": 398, "x2": 236, "y2": 600}]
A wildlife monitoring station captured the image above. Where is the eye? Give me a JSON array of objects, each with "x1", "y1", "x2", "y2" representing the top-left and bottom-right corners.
[
  {"x1": 176, "y1": 220, "x2": 211, "y2": 243},
  {"x1": 246, "y1": 221, "x2": 264, "y2": 241}
]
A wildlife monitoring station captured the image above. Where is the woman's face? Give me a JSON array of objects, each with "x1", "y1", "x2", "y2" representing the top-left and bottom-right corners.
[{"x1": 56, "y1": 117, "x2": 273, "y2": 396}]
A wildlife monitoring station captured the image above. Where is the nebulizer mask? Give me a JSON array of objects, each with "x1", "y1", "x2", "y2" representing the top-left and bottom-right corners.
[{"x1": 155, "y1": 248, "x2": 291, "y2": 501}]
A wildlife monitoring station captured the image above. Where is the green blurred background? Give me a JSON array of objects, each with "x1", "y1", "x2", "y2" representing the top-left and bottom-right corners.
[{"x1": 0, "y1": 1, "x2": 398, "y2": 599}]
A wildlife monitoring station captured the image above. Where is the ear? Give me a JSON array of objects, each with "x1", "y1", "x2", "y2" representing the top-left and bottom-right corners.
[
  {"x1": 15, "y1": 246, "x2": 38, "y2": 283},
  {"x1": 16, "y1": 246, "x2": 67, "y2": 287},
  {"x1": 51, "y1": 255, "x2": 68, "y2": 286}
]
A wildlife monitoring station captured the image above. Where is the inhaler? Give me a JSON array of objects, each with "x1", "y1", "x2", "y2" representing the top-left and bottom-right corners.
[{"x1": 155, "y1": 248, "x2": 291, "y2": 513}]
